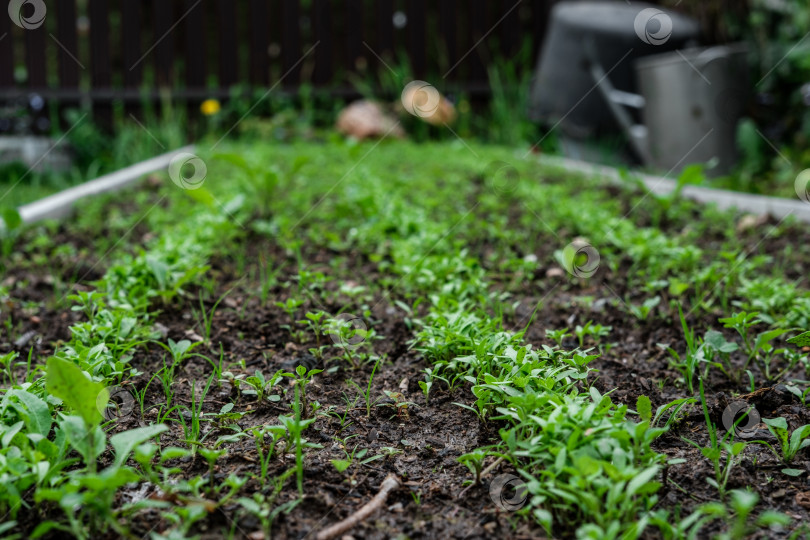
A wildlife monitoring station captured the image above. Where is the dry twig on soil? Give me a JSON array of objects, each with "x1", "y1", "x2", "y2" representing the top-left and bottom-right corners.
[{"x1": 316, "y1": 474, "x2": 401, "y2": 540}]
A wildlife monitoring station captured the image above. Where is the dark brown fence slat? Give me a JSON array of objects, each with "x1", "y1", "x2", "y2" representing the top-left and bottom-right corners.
[
  {"x1": 501, "y1": 0, "x2": 520, "y2": 58},
  {"x1": 88, "y1": 1, "x2": 111, "y2": 86},
  {"x1": 24, "y1": 24, "x2": 47, "y2": 88},
  {"x1": 282, "y1": 0, "x2": 302, "y2": 86},
  {"x1": 88, "y1": 0, "x2": 112, "y2": 125},
  {"x1": 345, "y1": 0, "x2": 363, "y2": 73},
  {"x1": 56, "y1": 0, "x2": 80, "y2": 89},
  {"x1": 217, "y1": 0, "x2": 238, "y2": 87},
  {"x1": 153, "y1": 0, "x2": 174, "y2": 86},
  {"x1": 408, "y1": 0, "x2": 426, "y2": 79},
  {"x1": 439, "y1": 0, "x2": 457, "y2": 78},
  {"x1": 249, "y1": 0, "x2": 270, "y2": 85},
  {"x1": 0, "y1": 7, "x2": 12, "y2": 88},
  {"x1": 469, "y1": 0, "x2": 487, "y2": 82},
  {"x1": 376, "y1": 0, "x2": 394, "y2": 59},
  {"x1": 0, "y1": 0, "x2": 558, "y2": 124},
  {"x1": 122, "y1": 0, "x2": 142, "y2": 117},
  {"x1": 184, "y1": 0, "x2": 206, "y2": 88},
  {"x1": 312, "y1": 0, "x2": 332, "y2": 85}
]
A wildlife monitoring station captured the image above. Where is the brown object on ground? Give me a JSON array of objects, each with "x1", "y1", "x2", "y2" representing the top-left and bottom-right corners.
[
  {"x1": 316, "y1": 474, "x2": 401, "y2": 540},
  {"x1": 399, "y1": 84, "x2": 456, "y2": 126},
  {"x1": 335, "y1": 100, "x2": 405, "y2": 140}
]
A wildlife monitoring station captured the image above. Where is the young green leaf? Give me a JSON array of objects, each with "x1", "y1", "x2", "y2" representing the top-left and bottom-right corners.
[
  {"x1": 46, "y1": 356, "x2": 108, "y2": 427},
  {"x1": 110, "y1": 424, "x2": 169, "y2": 468},
  {"x1": 787, "y1": 331, "x2": 810, "y2": 348},
  {"x1": 636, "y1": 395, "x2": 652, "y2": 423}
]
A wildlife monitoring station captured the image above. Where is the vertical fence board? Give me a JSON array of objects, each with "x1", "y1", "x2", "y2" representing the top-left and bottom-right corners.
[
  {"x1": 469, "y1": 0, "x2": 487, "y2": 83},
  {"x1": 24, "y1": 26, "x2": 47, "y2": 89},
  {"x1": 88, "y1": 0, "x2": 112, "y2": 125},
  {"x1": 184, "y1": 0, "x2": 206, "y2": 88},
  {"x1": 501, "y1": 0, "x2": 520, "y2": 59},
  {"x1": 408, "y1": 0, "x2": 426, "y2": 79},
  {"x1": 0, "y1": 0, "x2": 555, "y2": 123},
  {"x1": 217, "y1": 0, "x2": 238, "y2": 88},
  {"x1": 56, "y1": 0, "x2": 80, "y2": 89},
  {"x1": 439, "y1": 0, "x2": 457, "y2": 80},
  {"x1": 55, "y1": 0, "x2": 80, "y2": 129},
  {"x1": 282, "y1": 0, "x2": 302, "y2": 86},
  {"x1": 122, "y1": 0, "x2": 142, "y2": 117},
  {"x1": 376, "y1": 0, "x2": 394, "y2": 60},
  {"x1": 312, "y1": 0, "x2": 332, "y2": 85},
  {"x1": 249, "y1": 0, "x2": 270, "y2": 85},
  {"x1": 153, "y1": 0, "x2": 174, "y2": 87},
  {"x1": 0, "y1": 8, "x2": 12, "y2": 90},
  {"x1": 345, "y1": 0, "x2": 363, "y2": 74}
]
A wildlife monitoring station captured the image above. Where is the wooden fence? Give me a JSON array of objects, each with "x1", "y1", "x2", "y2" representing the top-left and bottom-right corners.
[{"x1": 0, "y1": 0, "x2": 562, "y2": 130}]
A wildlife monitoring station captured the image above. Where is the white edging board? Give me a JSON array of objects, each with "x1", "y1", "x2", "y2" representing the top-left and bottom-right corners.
[
  {"x1": 17, "y1": 145, "x2": 196, "y2": 224},
  {"x1": 539, "y1": 155, "x2": 810, "y2": 223}
]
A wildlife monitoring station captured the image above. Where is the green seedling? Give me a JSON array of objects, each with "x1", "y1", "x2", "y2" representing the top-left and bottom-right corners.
[
  {"x1": 0, "y1": 350, "x2": 19, "y2": 384},
  {"x1": 153, "y1": 338, "x2": 202, "y2": 376},
  {"x1": 683, "y1": 379, "x2": 748, "y2": 498},
  {"x1": 346, "y1": 357, "x2": 382, "y2": 418},
  {"x1": 193, "y1": 288, "x2": 232, "y2": 342},
  {"x1": 377, "y1": 390, "x2": 416, "y2": 421},
  {"x1": 46, "y1": 356, "x2": 107, "y2": 472},
  {"x1": 698, "y1": 489, "x2": 791, "y2": 539},
  {"x1": 662, "y1": 304, "x2": 704, "y2": 393},
  {"x1": 282, "y1": 365, "x2": 322, "y2": 418},
  {"x1": 458, "y1": 449, "x2": 487, "y2": 485},
  {"x1": 243, "y1": 369, "x2": 283, "y2": 403},
  {"x1": 757, "y1": 417, "x2": 810, "y2": 475},
  {"x1": 719, "y1": 311, "x2": 790, "y2": 379},
  {"x1": 574, "y1": 320, "x2": 611, "y2": 348},
  {"x1": 628, "y1": 295, "x2": 661, "y2": 321},
  {"x1": 419, "y1": 367, "x2": 434, "y2": 405},
  {"x1": 177, "y1": 374, "x2": 215, "y2": 457},
  {"x1": 199, "y1": 447, "x2": 227, "y2": 490},
  {"x1": 251, "y1": 424, "x2": 286, "y2": 486},
  {"x1": 279, "y1": 385, "x2": 322, "y2": 495},
  {"x1": 276, "y1": 297, "x2": 304, "y2": 323},
  {"x1": 297, "y1": 310, "x2": 327, "y2": 347},
  {"x1": 330, "y1": 439, "x2": 383, "y2": 475},
  {"x1": 545, "y1": 328, "x2": 570, "y2": 347}
]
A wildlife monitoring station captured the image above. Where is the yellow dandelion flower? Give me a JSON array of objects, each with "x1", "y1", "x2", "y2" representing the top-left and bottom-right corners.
[{"x1": 200, "y1": 99, "x2": 221, "y2": 116}]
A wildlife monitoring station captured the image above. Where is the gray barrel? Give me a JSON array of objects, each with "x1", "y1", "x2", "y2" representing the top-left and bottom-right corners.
[{"x1": 529, "y1": 1, "x2": 699, "y2": 137}]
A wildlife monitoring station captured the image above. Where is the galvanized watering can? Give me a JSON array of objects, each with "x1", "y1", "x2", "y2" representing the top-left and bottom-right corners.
[{"x1": 588, "y1": 42, "x2": 749, "y2": 176}]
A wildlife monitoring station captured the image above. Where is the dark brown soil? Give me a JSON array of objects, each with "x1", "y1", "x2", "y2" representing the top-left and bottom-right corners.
[{"x1": 4, "y1": 193, "x2": 810, "y2": 539}]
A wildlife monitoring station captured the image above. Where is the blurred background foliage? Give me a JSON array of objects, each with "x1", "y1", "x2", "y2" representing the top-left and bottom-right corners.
[{"x1": 4, "y1": 0, "x2": 810, "y2": 203}]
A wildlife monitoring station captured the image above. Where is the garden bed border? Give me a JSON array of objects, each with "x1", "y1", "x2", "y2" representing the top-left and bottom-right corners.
[{"x1": 539, "y1": 155, "x2": 810, "y2": 223}]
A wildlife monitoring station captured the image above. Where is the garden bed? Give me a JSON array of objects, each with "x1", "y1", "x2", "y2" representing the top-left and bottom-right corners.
[{"x1": 2, "y1": 139, "x2": 810, "y2": 539}]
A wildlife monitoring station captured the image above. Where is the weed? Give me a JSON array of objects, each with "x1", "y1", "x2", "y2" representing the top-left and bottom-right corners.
[{"x1": 684, "y1": 379, "x2": 748, "y2": 498}]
